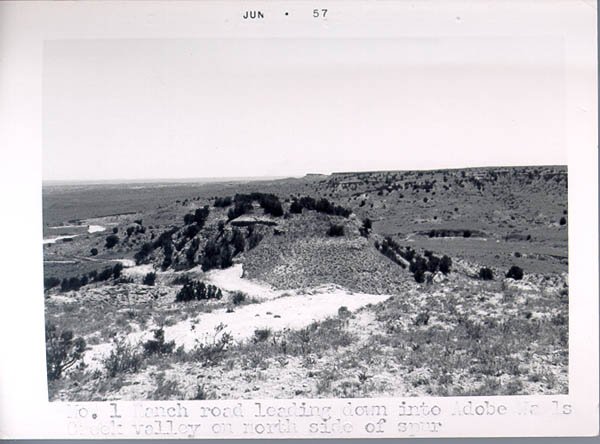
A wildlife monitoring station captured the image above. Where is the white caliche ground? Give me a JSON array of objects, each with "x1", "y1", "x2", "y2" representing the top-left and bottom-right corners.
[{"x1": 81, "y1": 262, "x2": 389, "y2": 370}]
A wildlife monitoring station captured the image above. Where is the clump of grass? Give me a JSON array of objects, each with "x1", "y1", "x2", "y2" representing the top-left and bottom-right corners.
[
  {"x1": 142, "y1": 328, "x2": 176, "y2": 356},
  {"x1": 190, "y1": 384, "x2": 215, "y2": 400},
  {"x1": 180, "y1": 324, "x2": 233, "y2": 366},
  {"x1": 414, "y1": 311, "x2": 430, "y2": 326},
  {"x1": 149, "y1": 373, "x2": 183, "y2": 400},
  {"x1": 253, "y1": 328, "x2": 272, "y2": 343},
  {"x1": 103, "y1": 338, "x2": 143, "y2": 377},
  {"x1": 231, "y1": 291, "x2": 247, "y2": 306}
]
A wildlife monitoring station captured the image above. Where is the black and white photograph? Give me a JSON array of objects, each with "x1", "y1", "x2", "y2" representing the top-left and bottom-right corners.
[
  {"x1": 0, "y1": 1, "x2": 597, "y2": 439},
  {"x1": 42, "y1": 38, "x2": 569, "y2": 401}
]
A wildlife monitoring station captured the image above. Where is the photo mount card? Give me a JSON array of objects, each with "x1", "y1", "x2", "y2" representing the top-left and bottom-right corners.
[{"x1": 0, "y1": 0, "x2": 597, "y2": 439}]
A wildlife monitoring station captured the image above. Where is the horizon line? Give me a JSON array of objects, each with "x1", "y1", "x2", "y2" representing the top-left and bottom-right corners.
[{"x1": 42, "y1": 163, "x2": 567, "y2": 186}]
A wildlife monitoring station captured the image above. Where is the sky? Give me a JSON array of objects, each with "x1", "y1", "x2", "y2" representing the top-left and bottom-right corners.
[{"x1": 43, "y1": 37, "x2": 565, "y2": 181}]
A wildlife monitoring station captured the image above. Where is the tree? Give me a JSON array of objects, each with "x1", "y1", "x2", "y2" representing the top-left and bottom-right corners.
[
  {"x1": 439, "y1": 255, "x2": 452, "y2": 274},
  {"x1": 44, "y1": 277, "x2": 61, "y2": 291},
  {"x1": 105, "y1": 234, "x2": 119, "y2": 249},
  {"x1": 479, "y1": 267, "x2": 494, "y2": 280},
  {"x1": 506, "y1": 265, "x2": 524, "y2": 280},
  {"x1": 290, "y1": 200, "x2": 303, "y2": 214},
  {"x1": 142, "y1": 328, "x2": 175, "y2": 355},
  {"x1": 327, "y1": 224, "x2": 345, "y2": 237},
  {"x1": 45, "y1": 322, "x2": 86, "y2": 380},
  {"x1": 90, "y1": 248, "x2": 98, "y2": 256},
  {"x1": 143, "y1": 272, "x2": 156, "y2": 286},
  {"x1": 112, "y1": 262, "x2": 124, "y2": 279}
]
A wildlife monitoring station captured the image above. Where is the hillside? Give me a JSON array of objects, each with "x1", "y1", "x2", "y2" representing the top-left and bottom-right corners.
[{"x1": 43, "y1": 165, "x2": 568, "y2": 400}]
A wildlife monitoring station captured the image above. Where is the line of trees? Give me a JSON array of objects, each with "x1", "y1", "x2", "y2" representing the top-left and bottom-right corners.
[
  {"x1": 227, "y1": 193, "x2": 284, "y2": 220},
  {"x1": 44, "y1": 263, "x2": 125, "y2": 292},
  {"x1": 175, "y1": 280, "x2": 223, "y2": 302},
  {"x1": 289, "y1": 196, "x2": 352, "y2": 218}
]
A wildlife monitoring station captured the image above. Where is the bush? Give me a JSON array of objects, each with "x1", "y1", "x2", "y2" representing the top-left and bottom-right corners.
[
  {"x1": 143, "y1": 272, "x2": 156, "y2": 286},
  {"x1": 360, "y1": 218, "x2": 372, "y2": 237},
  {"x1": 104, "y1": 340, "x2": 143, "y2": 378},
  {"x1": 134, "y1": 242, "x2": 153, "y2": 264},
  {"x1": 214, "y1": 196, "x2": 232, "y2": 207},
  {"x1": 184, "y1": 206, "x2": 210, "y2": 226},
  {"x1": 290, "y1": 200, "x2": 303, "y2": 214},
  {"x1": 439, "y1": 255, "x2": 452, "y2": 274},
  {"x1": 506, "y1": 265, "x2": 524, "y2": 280},
  {"x1": 96, "y1": 267, "x2": 113, "y2": 282},
  {"x1": 142, "y1": 328, "x2": 175, "y2": 356},
  {"x1": 253, "y1": 328, "x2": 272, "y2": 343},
  {"x1": 44, "y1": 277, "x2": 61, "y2": 291},
  {"x1": 112, "y1": 262, "x2": 124, "y2": 279},
  {"x1": 414, "y1": 311, "x2": 430, "y2": 326},
  {"x1": 60, "y1": 276, "x2": 83, "y2": 292},
  {"x1": 105, "y1": 234, "x2": 119, "y2": 249},
  {"x1": 327, "y1": 224, "x2": 345, "y2": 237},
  {"x1": 231, "y1": 291, "x2": 247, "y2": 306},
  {"x1": 559, "y1": 216, "x2": 567, "y2": 226},
  {"x1": 45, "y1": 322, "x2": 86, "y2": 380},
  {"x1": 175, "y1": 280, "x2": 223, "y2": 302},
  {"x1": 90, "y1": 248, "x2": 98, "y2": 256},
  {"x1": 479, "y1": 267, "x2": 494, "y2": 280},
  {"x1": 413, "y1": 269, "x2": 425, "y2": 283}
]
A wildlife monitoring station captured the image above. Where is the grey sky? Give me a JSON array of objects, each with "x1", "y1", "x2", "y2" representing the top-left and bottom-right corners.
[{"x1": 43, "y1": 37, "x2": 565, "y2": 181}]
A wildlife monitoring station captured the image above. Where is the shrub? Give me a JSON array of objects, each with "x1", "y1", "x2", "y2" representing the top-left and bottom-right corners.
[
  {"x1": 142, "y1": 328, "x2": 175, "y2": 356},
  {"x1": 559, "y1": 216, "x2": 567, "y2": 226},
  {"x1": 184, "y1": 224, "x2": 201, "y2": 238},
  {"x1": 96, "y1": 267, "x2": 113, "y2": 282},
  {"x1": 143, "y1": 272, "x2": 156, "y2": 286},
  {"x1": 90, "y1": 248, "x2": 98, "y2": 256},
  {"x1": 253, "y1": 328, "x2": 272, "y2": 343},
  {"x1": 413, "y1": 270, "x2": 425, "y2": 283},
  {"x1": 44, "y1": 277, "x2": 61, "y2": 291},
  {"x1": 327, "y1": 224, "x2": 345, "y2": 237},
  {"x1": 214, "y1": 196, "x2": 233, "y2": 207},
  {"x1": 359, "y1": 218, "x2": 372, "y2": 237},
  {"x1": 479, "y1": 267, "x2": 494, "y2": 280},
  {"x1": 426, "y1": 255, "x2": 440, "y2": 273},
  {"x1": 175, "y1": 280, "x2": 223, "y2": 302},
  {"x1": 105, "y1": 234, "x2": 119, "y2": 249},
  {"x1": 60, "y1": 277, "x2": 82, "y2": 292},
  {"x1": 45, "y1": 322, "x2": 86, "y2": 380},
  {"x1": 112, "y1": 262, "x2": 124, "y2": 279},
  {"x1": 231, "y1": 291, "x2": 247, "y2": 306},
  {"x1": 506, "y1": 265, "x2": 524, "y2": 280},
  {"x1": 463, "y1": 230, "x2": 472, "y2": 238},
  {"x1": 134, "y1": 242, "x2": 153, "y2": 264},
  {"x1": 414, "y1": 311, "x2": 430, "y2": 326},
  {"x1": 439, "y1": 255, "x2": 452, "y2": 274},
  {"x1": 290, "y1": 200, "x2": 303, "y2": 214},
  {"x1": 103, "y1": 339, "x2": 143, "y2": 377}
]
